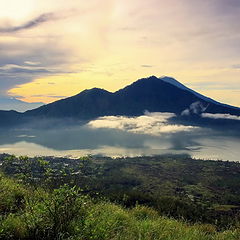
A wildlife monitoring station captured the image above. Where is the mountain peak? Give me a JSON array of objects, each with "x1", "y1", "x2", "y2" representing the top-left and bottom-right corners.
[
  {"x1": 147, "y1": 75, "x2": 159, "y2": 80},
  {"x1": 159, "y1": 76, "x2": 190, "y2": 90},
  {"x1": 129, "y1": 75, "x2": 180, "y2": 87},
  {"x1": 86, "y1": 87, "x2": 106, "y2": 92},
  {"x1": 78, "y1": 87, "x2": 111, "y2": 96}
]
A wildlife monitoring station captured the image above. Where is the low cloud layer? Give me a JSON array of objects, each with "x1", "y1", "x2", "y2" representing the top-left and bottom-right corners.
[
  {"x1": 202, "y1": 113, "x2": 240, "y2": 121},
  {"x1": 0, "y1": 113, "x2": 239, "y2": 161},
  {"x1": 88, "y1": 112, "x2": 198, "y2": 136}
]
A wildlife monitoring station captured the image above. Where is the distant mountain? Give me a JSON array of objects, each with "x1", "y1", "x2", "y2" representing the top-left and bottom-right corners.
[
  {"x1": 0, "y1": 97, "x2": 43, "y2": 112},
  {"x1": 0, "y1": 110, "x2": 23, "y2": 126},
  {"x1": 1, "y1": 76, "x2": 240, "y2": 126}
]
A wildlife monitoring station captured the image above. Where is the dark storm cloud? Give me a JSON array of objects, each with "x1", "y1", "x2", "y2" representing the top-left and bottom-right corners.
[{"x1": 0, "y1": 12, "x2": 58, "y2": 33}]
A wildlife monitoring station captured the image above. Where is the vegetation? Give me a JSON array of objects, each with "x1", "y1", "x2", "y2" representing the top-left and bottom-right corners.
[
  {"x1": 0, "y1": 154, "x2": 240, "y2": 239},
  {"x1": 0, "y1": 173, "x2": 240, "y2": 240}
]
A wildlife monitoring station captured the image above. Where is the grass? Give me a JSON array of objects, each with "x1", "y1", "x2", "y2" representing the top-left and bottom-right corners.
[{"x1": 0, "y1": 173, "x2": 240, "y2": 240}]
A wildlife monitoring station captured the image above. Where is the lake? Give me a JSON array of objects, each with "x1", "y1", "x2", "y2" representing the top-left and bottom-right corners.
[{"x1": 0, "y1": 113, "x2": 239, "y2": 161}]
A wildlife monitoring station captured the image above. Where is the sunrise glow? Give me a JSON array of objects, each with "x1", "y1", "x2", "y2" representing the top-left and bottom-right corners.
[{"x1": 0, "y1": 0, "x2": 239, "y2": 106}]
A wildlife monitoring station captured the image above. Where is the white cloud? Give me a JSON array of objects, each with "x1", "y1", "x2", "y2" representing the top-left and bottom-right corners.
[
  {"x1": 201, "y1": 113, "x2": 240, "y2": 121},
  {"x1": 181, "y1": 101, "x2": 209, "y2": 116},
  {"x1": 87, "y1": 112, "x2": 198, "y2": 136}
]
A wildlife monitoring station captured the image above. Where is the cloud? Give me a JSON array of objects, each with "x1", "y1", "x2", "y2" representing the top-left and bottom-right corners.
[
  {"x1": 0, "y1": 63, "x2": 73, "y2": 75},
  {"x1": 30, "y1": 94, "x2": 66, "y2": 99},
  {"x1": 141, "y1": 65, "x2": 153, "y2": 68},
  {"x1": 0, "y1": 12, "x2": 59, "y2": 33},
  {"x1": 0, "y1": 0, "x2": 116, "y2": 102},
  {"x1": 0, "y1": 38, "x2": 76, "y2": 97},
  {"x1": 119, "y1": 27, "x2": 137, "y2": 31},
  {"x1": 87, "y1": 112, "x2": 198, "y2": 136},
  {"x1": 24, "y1": 61, "x2": 41, "y2": 66},
  {"x1": 0, "y1": 64, "x2": 51, "y2": 74},
  {"x1": 181, "y1": 101, "x2": 209, "y2": 116},
  {"x1": 1, "y1": 0, "x2": 240, "y2": 108},
  {"x1": 232, "y1": 64, "x2": 240, "y2": 69},
  {"x1": 201, "y1": 113, "x2": 240, "y2": 121}
]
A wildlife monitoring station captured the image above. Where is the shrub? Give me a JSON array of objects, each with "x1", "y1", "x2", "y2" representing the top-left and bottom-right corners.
[
  {"x1": 0, "y1": 214, "x2": 29, "y2": 239},
  {"x1": 24, "y1": 185, "x2": 89, "y2": 239},
  {"x1": 0, "y1": 173, "x2": 27, "y2": 214}
]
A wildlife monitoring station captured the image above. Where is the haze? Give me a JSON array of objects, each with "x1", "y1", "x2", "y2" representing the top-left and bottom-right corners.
[{"x1": 0, "y1": 112, "x2": 239, "y2": 161}]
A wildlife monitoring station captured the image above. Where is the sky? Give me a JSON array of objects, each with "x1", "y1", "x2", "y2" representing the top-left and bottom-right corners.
[{"x1": 0, "y1": 0, "x2": 240, "y2": 108}]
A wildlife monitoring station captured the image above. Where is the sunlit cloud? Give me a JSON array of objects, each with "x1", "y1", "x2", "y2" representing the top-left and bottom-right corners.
[
  {"x1": 87, "y1": 112, "x2": 198, "y2": 136},
  {"x1": 201, "y1": 113, "x2": 240, "y2": 121}
]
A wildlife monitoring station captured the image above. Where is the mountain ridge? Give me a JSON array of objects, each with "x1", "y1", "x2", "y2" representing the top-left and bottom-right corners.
[
  {"x1": 0, "y1": 76, "x2": 240, "y2": 126},
  {"x1": 25, "y1": 75, "x2": 240, "y2": 118}
]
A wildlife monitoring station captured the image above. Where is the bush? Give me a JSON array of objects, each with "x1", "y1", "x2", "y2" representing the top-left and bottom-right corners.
[
  {"x1": 0, "y1": 173, "x2": 27, "y2": 214},
  {"x1": 0, "y1": 177, "x2": 90, "y2": 240},
  {"x1": 24, "y1": 185, "x2": 89, "y2": 239},
  {"x1": 0, "y1": 214, "x2": 29, "y2": 239}
]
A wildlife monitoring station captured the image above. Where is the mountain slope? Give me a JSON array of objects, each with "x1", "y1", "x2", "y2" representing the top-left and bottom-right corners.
[
  {"x1": 113, "y1": 76, "x2": 204, "y2": 115},
  {"x1": 160, "y1": 76, "x2": 220, "y2": 105},
  {"x1": 25, "y1": 88, "x2": 114, "y2": 119}
]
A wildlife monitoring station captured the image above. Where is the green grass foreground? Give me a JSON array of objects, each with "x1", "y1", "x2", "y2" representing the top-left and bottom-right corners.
[{"x1": 0, "y1": 173, "x2": 239, "y2": 240}]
